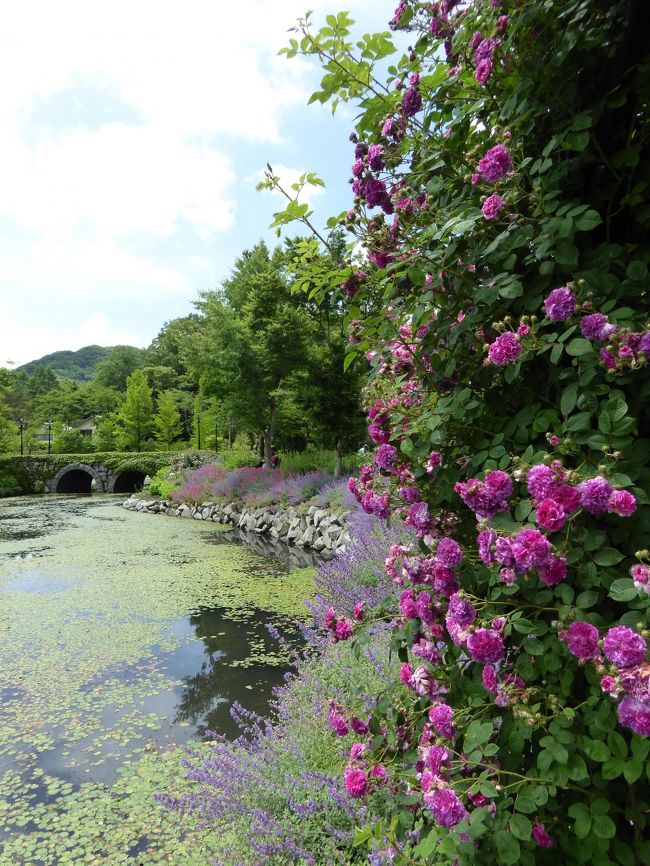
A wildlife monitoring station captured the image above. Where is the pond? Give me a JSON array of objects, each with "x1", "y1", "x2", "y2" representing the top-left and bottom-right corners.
[{"x1": 0, "y1": 495, "x2": 314, "y2": 865}]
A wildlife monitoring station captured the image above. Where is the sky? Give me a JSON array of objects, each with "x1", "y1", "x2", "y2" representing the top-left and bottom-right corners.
[{"x1": 0, "y1": 0, "x2": 394, "y2": 367}]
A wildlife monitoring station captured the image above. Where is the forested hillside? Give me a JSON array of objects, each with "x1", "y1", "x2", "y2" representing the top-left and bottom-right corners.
[{"x1": 17, "y1": 345, "x2": 140, "y2": 381}]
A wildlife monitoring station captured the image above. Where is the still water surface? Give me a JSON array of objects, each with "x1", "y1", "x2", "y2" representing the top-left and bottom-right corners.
[{"x1": 0, "y1": 495, "x2": 313, "y2": 865}]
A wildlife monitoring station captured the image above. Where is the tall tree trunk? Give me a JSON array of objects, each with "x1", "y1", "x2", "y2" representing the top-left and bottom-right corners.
[
  {"x1": 334, "y1": 438, "x2": 343, "y2": 479},
  {"x1": 264, "y1": 398, "x2": 276, "y2": 465}
]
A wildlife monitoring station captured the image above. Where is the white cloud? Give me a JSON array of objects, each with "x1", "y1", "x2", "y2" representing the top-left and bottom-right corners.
[
  {"x1": 0, "y1": 0, "x2": 381, "y2": 361},
  {"x1": 3, "y1": 313, "x2": 147, "y2": 369}
]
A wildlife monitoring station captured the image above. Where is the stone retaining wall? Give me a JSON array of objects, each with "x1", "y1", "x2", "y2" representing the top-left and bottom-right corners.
[{"x1": 122, "y1": 497, "x2": 351, "y2": 554}]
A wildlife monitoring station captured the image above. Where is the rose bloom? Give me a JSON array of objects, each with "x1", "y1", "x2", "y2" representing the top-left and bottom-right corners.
[
  {"x1": 487, "y1": 331, "x2": 521, "y2": 365},
  {"x1": 554, "y1": 485, "x2": 581, "y2": 513},
  {"x1": 564, "y1": 621, "x2": 600, "y2": 659},
  {"x1": 475, "y1": 57, "x2": 493, "y2": 86},
  {"x1": 437, "y1": 537, "x2": 463, "y2": 568},
  {"x1": 538, "y1": 553, "x2": 567, "y2": 586},
  {"x1": 511, "y1": 529, "x2": 550, "y2": 570},
  {"x1": 344, "y1": 766, "x2": 368, "y2": 797},
  {"x1": 477, "y1": 144, "x2": 512, "y2": 181},
  {"x1": 482, "y1": 193, "x2": 505, "y2": 220},
  {"x1": 607, "y1": 489, "x2": 637, "y2": 517},
  {"x1": 335, "y1": 619, "x2": 352, "y2": 641},
  {"x1": 631, "y1": 563, "x2": 650, "y2": 594},
  {"x1": 535, "y1": 498, "x2": 566, "y2": 532},
  {"x1": 543, "y1": 286, "x2": 576, "y2": 321},
  {"x1": 374, "y1": 443, "x2": 398, "y2": 470},
  {"x1": 532, "y1": 823, "x2": 554, "y2": 848},
  {"x1": 526, "y1": 464, "x2": 558, "y2": 500},
  {"x1": 424, "y1": 787, "x2": 469, "y2": 827},
  {"x1": 617, "y1": 696, "x2": 650, "y2": 737},
  {"x1": 467, "y1": 628, "x2": 505, "y2": 664},
  {"x1": 428, "y1": 703, "x2": 455, "y2": 739},
  {"x1": 577, "y1": 476, "x2": 613, "y2": 514},
  {"x1": 580, "y1": 312, "x2": 616, "y2": 340},
  {"x1": 603, "y1": 626, "x2": 647, "y2": 669}
]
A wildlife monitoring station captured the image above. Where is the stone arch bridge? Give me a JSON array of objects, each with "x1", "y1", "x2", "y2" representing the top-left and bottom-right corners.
[
  {"x1": 45, "y1": 462, "x2": 147, "y2": 494},
  {"x1": 10, "y1": 453, "x2": 176, "y2": 495}
]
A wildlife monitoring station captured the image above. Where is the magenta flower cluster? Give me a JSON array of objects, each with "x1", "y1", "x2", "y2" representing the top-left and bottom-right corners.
[
  {"x1": 481, "y1": 193, "x2": 506, "y2": 221},
  {"x1": 562, "y1": 623, "x2": 649, "y2": 735},
  {"x1": 477, "y1": 144, "x2": 512, "y2": 181},
  {"x1": 486, "y1": 330, "x2": 521, "y2": 364}
]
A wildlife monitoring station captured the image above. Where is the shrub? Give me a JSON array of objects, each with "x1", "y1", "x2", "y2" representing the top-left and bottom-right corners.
[
  {"x1": 147, "y1": 468, "x2": 177, "y2": 500},
  {"x1": 160, "y1": 512, "x2": 401, "y2": 865},
  {"x1": 254, "y1": 2, "x2": 650, "y2": 864},
  {"x1": 171, "y1": 464, "x2": 340, "y2": 510},
  {"x1": 281, "y1": 447, "x2": 364, "y2": 475},
  {"x1": 219, "y1": 448, "x2": 259, "y2": 470}
]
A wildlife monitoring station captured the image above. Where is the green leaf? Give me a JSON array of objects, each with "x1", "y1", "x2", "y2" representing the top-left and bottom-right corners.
[
  {"x1": 530, "y1": 786, "x2": 549, "y2": 806},
  {"x1": 575, "y1": 209, "x2": 602, "y2": 230},
  {"x1": 509, "y1": 814, "x2": 532, "y2": 841},
  {"x1": 598, "y1": 411, "x2": 612, "y2": 434},
  {"x1": 591, "y1": 816, "x2": 616, "y2": 839},
  {"x1": 495, "y1": 830, "x2": 520, "y2": 865},
  {"x1": 569, "y1": 802, "x2": 592, "y2": 839},
  {"x1": 566, "y1": 338, "x2": 595, "y2": 356},
  {"x1": 353, "y1": 825, "x2": 373, "y2": 847},
  {"x1": 567, "y1": 755, "x2": 589, "y2": 781},
  {"x1": 571, "y1": 113, "x2": 593, "y2": 130},
  {"x1": 602, "y1": 758, "x2": 625, "y2": 779},
  {"x1": 626, "y1": 260, "x2": 647, "y2": 282},
  {"x1": 561, "y1": 383, "x2": 579, "y2": 415},
  {"x1": 413, "y1": 830, "x2": 439, "y2": 858},
  {"x1": 609, "y1": 578, "x2": 637, "y2": 602},
  {"x1": 576, "y1": 590, "x2": 599, "y2": 608},
  {"x1": 514, "y1": 795, "x2": 536, "y2": 814},
  {"x1": 607, "y1": 731, "x2": 627, "y2": 759},
  {"x1": 594, "y1": 547, "x2": 624, "y2": 566},
  {"x1": 566, "y1": 129, "x2": 590, "y2": 151},
  {"x1": 582, "y1": 739, "x2": 609, "y2": 762}
]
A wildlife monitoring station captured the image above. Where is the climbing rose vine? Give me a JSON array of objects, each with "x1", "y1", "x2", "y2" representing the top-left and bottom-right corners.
[{"x1": 272, "y1": 1, "x2": 650, "y2": 863}]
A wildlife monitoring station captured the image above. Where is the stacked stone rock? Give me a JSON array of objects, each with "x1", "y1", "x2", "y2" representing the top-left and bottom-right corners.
[{"x1": 122, "y1": 497, "x2": 351, "y2": 554}]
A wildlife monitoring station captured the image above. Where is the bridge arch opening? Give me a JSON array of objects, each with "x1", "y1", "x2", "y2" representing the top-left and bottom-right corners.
[
  {"x1": 56, "y1": 469, "x2": 94, "y2": 494},
  {"x1": 110, "y1": 471, "x2": 147, "y2": 494},
  {"x1": 51, "y1": 462, "x2": 104, "y2": 495}
]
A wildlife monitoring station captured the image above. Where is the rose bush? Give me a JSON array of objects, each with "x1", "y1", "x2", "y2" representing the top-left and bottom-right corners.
[{"x1": 270, "y1": 1, "x2": 650, "y2": 863}]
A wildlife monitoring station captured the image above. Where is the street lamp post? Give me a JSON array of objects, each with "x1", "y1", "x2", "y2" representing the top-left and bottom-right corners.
[
  {"x1": 45, "y1": 420, "x2": 53, "y2": 454},
  {"x1": 196, "y1": 413, "x2": 201, "y2": 450},
  {"x1": 18, "y1": 419, "x2": 27, "y2": 456}
]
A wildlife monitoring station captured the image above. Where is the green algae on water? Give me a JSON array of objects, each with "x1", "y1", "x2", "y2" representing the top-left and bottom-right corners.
[{"x1": 0, "y1": 495, "x2": 314, "y2": 865}]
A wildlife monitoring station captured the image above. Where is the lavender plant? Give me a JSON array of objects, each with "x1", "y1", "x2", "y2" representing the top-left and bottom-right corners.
[{"x1": 253, "y1": 1, "x2": 650, "y2": 863}]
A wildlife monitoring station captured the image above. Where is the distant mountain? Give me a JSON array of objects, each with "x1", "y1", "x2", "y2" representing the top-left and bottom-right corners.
[{"x1": 17, "y1": 345, "x2": 135, "y2": 381}]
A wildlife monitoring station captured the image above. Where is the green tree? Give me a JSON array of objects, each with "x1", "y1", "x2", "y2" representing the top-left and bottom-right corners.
[
  {"x1": 27, "y1": 365, "x2": 59, "y2": 397},
  {"x1": 119, "y1": 370, "x2": 153, "y2": 451},
  {"x1": 144, "y1": 315, "x2": 201, "y2": 381},
  {"x1": 153, "y1": 390, "x2": 182, "y2": 448},
  {"x1": 189, "y1": 242, "x2": 313, "y2": 463},
  {"x1": 94, "y1": 346, "x2": 144, "y2": 391},
  {"x1": 304, "y1": 340, "x2": 366, "y2": 475},
  {"x1": 93, "y1": 413, "x2": 121, "y2": 451},
  {"x1": 52, "y1": 427, "x2": 93, "y2": 454}
]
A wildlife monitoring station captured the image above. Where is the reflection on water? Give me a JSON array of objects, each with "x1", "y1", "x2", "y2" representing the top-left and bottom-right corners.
[
  {"x1": 208, "y1": 525, "x2": 327, "y2": 567},
  {"x1": 3, "y1": 569, "x2": 80, "y2": 594}
]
